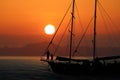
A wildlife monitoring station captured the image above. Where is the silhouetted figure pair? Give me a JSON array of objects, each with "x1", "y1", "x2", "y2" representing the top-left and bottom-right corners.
[{"x1": 46, "y1": 50, "x2": 53, "y2": 60}]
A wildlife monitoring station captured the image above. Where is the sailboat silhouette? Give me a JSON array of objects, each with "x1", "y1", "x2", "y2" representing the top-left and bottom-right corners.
[{"x1": 41, "y1": 0, "x2": 120, "y2": 75}]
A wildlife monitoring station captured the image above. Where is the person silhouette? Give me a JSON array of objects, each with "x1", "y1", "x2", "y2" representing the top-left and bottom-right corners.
[
  {"x1": 46, "y1": 50, "x2": 50, "y2": 60},
  {"x1": 51, "y1": 53, "x2": 53, "y2": 60}
]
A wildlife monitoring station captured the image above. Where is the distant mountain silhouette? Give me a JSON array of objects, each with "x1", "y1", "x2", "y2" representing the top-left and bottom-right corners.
[
  {"x1": 0, "y1": 43, "x2": 47, "y2": 56},
  {"x1": 0, "y1": 42, "x2": 120, "y2": 56}
]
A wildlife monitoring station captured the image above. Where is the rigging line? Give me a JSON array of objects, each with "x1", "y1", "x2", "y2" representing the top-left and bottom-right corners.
[
  {"x1": 73, "y1": 17, "x2": 94, "y2": 56},
  {"x1": 98, "y1": 3, "x2": 112, "y2": 34},
  {"x1": 53, "y1": 18, "x2": 72, "y2": 55},
  {"x1": 45, "y1": 2, "x2": 72, "y2": 52},
  {"x1": 98, "y1": 2, "x2": 111, "y2": 34},
  {"x1": 98, "y1": 2, "x2": 114, "y2": 41},
  {"x1": 75, "y1": 3, "x2": 84, "y2": 30},
  {"x1": 98, "y1": 1, "x2": 114, "y2": 30},
  {"x1": 98, "y1": 1, "x2": 120, "y2": 33},
  {"x1": 98, "y1": 2, "x2": 120, "y2": 47}
]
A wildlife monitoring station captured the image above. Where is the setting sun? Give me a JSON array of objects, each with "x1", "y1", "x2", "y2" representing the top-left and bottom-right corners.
[{"x1": 44, "y1": 24, "x2": 55, "y2": 35}]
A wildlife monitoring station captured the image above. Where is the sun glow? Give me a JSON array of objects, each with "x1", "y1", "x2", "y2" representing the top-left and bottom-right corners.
[{"x1": 44, "y1": 24, "x2": 55, "y2": 35}]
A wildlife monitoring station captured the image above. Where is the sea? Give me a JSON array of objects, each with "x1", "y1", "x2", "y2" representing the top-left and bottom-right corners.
[{"x1": 0, "y1": 56, "x2": 120, "y2": 80}]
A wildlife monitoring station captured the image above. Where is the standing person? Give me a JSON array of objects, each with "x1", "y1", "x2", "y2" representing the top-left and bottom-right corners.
[
  {"x1": 46, "y1": 50, "x2": 50, "y2": 60},
  {"x1": 51, "y1": 53, "x2": 53, "y2": 60}
]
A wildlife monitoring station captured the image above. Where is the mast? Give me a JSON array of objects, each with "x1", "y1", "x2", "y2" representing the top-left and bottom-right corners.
[
  {"x1": 93, "y1": 0, "x2": 98, "y2": 60},
  {"x1": 69, "y1": 0, "x2": 75, "y2": 60}
]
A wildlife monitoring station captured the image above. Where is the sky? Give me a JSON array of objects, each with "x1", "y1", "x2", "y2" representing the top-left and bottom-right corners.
[{"x1": 0, "y1": 0, "x2": 120, "y2": 47}]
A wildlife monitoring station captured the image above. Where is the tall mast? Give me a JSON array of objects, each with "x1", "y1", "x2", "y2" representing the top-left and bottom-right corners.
[
  {"x1": 93, "y1": 0, "x2": 98, "y2": 60},
  {"x1": 69, "y1": 0, "x2": 75, "y2": 60}
]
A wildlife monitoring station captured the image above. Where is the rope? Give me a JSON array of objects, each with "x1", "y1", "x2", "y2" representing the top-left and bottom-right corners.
[
  {"x1": 53, "y1": 18, "x2": 72, "y2": 55},
  {"x1": 44, "y1": 2, "x2": 72, "y2": 54},
  {"x1": 75, "y1": 2, "x2": 84, "y2": 30},
  {"x1": 73, "y1": 17, "x2": 94, "y2": 56},
  {"x1": 98, "y1": 1, "x2": 120, "y2": 33},
  {"x1": 98, "y1": 1, "x2": 120, "y2": 47}
]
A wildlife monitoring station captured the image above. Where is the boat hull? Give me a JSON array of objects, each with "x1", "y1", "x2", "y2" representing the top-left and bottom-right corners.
[
  {"x1": 47, "y1": 61, "x2": 92, "y2": 75},
  {"x1": 46, "y1": 60, "x2": 120, "y2": 76}
]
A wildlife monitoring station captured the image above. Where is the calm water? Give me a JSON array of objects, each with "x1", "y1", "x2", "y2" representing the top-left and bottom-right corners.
[{"x1": 0, "y1": 56, "x2": 119, "y2": 80}]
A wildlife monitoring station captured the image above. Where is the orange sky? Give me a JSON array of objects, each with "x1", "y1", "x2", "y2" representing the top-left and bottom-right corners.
[{"x1": 0, "y1": 0, "x2": 120, "y2": 36}]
